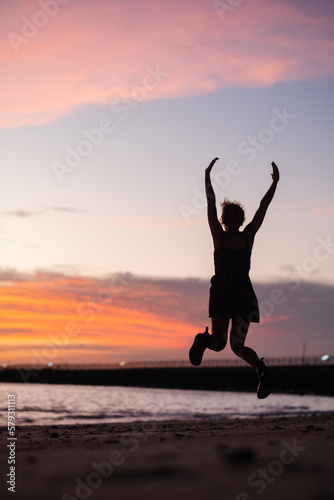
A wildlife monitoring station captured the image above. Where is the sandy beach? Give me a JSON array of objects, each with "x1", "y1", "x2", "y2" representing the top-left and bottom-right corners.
[{"x1": 0, "y1": 414, "x2": 333, "y2": 500}]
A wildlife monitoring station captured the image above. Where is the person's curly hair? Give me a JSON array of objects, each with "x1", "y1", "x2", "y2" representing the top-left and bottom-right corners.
[{"x1": 220, "y1": 199, "x2": 245, "y2": 230}]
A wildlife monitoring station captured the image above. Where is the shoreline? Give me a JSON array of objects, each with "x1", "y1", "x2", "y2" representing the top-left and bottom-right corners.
[
  {"x1": 1, "y1": 414, "x2": 333, "y2": 499},
  {"x1": 1, "y1": 410, "x2": 334, "y2": 428}
]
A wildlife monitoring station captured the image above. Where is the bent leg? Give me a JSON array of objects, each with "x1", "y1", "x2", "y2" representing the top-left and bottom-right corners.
[
  {"x1": 230, "y1": 318, "x2": 259, "y2": 366},
  {"x1": 208, "y1": 315, "x2": 229, "y2": 352}
]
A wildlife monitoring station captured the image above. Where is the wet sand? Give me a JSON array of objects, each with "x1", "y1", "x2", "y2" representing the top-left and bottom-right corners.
[{"x1": 1, "y1": 414, "x2": 334, "y2": 500}]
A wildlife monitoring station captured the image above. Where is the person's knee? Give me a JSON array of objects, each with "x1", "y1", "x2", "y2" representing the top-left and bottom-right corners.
[
  {"x1": 230, "y1": 338, "x2": 243, "y2": 355},
  {"x1": 210, "y1": 335, "x2": 227, "y2": 352}
]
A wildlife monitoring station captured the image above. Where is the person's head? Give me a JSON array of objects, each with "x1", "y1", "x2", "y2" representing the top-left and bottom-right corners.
[{"x1": 220, "y1": 199, "x2": 245, "y2": 231}]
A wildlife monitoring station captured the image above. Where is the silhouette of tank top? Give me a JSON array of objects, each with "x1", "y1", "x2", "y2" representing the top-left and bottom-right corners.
[
  {"x1": 213, "y1": 230, "x2": 252, "y2": 289},
  {"x1": 214, "y1": 246, "x2": 251, "y2": 279},
  {"x1": 209, "y1": 233, "x2": 260, "y2": 322}
]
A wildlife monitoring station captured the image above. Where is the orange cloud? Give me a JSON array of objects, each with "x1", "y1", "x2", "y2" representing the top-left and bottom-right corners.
[
  {"x1": 0, "y1": 272, "x2": 199, "y2": 365},
  {"x1": 1, "y1": 0, "x2": 334, "y2": 127},
  {"x1": 1, "y1": 270, "x2": 334, "y2": 364}
]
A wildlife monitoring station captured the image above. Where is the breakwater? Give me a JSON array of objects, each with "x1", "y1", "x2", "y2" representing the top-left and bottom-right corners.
[{"x1": 0, "y1": 364, "x2": 333, "y2": 395}]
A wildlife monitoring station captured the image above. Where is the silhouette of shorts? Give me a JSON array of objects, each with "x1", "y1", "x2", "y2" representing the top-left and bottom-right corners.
[{"x1": 208, "y1": 274, "x2": 260, "y2": 323}]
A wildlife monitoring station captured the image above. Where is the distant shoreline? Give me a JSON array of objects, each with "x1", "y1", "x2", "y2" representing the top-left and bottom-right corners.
[{"x1": 1, "y1": 364, "x2": 333, "y2": 395}]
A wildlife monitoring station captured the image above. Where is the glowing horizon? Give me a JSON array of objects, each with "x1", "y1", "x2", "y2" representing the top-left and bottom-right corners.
[{"x1": 0, "y1": 271, "x2": 333, "y2": 365}]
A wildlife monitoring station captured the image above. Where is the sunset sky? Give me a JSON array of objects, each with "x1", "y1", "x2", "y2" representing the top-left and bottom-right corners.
[{"x1": 1, "y1": 0, "x2": 334, "y2": 366}]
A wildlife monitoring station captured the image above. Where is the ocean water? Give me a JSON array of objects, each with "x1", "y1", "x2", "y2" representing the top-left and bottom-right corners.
[{"x1": 0, "y1": 383, "x2": 333, "y2": 426}]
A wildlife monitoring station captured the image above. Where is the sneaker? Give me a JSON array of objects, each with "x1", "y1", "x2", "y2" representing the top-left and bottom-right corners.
[
  {"x1": 189, "y1": 327, "x2": 210, "y2": 366},
  {"x1": 255, "y1": 358, "x2": 272, "y2": 399}
]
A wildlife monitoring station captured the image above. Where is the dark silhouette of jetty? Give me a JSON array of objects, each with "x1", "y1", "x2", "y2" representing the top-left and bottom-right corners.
[{"x1": 1, "y1": 357, "x2": 333, "y2": 396}]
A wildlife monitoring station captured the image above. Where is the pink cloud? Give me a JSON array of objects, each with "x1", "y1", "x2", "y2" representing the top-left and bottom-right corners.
[
  {"x1": 308, "y1": 207, "x2": 334, "y2": 217},
  {"x1": 1, "y1": 0, "x2": 334, "y2": 127}
]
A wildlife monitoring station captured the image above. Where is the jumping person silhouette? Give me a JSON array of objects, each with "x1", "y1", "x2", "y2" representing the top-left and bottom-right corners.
[{"x1": 189, "y1": 158, "x2": 280, "y2": 399}]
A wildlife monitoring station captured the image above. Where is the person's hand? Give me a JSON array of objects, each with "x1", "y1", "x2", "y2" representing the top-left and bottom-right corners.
[
  {"x1": 206, "y1": 157, "x2": 219, "y2": 173},
  {"x1": 271, "y1": 161, "x2": 280, "y2": 182}
]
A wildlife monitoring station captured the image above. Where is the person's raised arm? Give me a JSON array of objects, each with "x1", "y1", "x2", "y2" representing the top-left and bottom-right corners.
[
  {"x1": 245, "y1": 162, "x2": 280, "y2": 242},
  {"x1": 205, "y1": 157, "x2": 221, "y2": 247}
]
